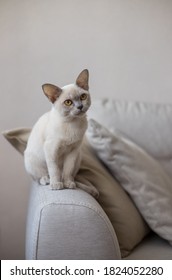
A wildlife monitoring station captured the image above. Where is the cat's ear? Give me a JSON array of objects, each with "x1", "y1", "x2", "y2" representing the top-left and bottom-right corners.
[
  {"x1": 76, "y1": 69, "x2": 89, "y2": 90},
  {"x1": 42, "y1": 84, "x2": 62, "y2": 103}
]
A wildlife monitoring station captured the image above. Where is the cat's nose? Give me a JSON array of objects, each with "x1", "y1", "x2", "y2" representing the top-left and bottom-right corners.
[{"x1": 77, "y1": 105, "x2": 83, "y2": 110}]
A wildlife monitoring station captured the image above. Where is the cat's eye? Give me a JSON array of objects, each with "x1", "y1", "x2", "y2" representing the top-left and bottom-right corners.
[
  {"x1": 80, "y1": 93, "x2": 87, "y2": 100},
  {"x1": 64, "y1": 99, "x2": 73, "y2": 106}
]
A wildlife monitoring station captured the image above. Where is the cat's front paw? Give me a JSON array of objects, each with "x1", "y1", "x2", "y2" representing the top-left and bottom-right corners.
[
  {"x1": 39, "y1": 175, "x2": 50, "y2": 185},
  {"x1": 50, "y1": 182, "x2": 64, "y2": 190},
  {"x1": 64, "y1": 180, "x2": 76, "y2": 189}
]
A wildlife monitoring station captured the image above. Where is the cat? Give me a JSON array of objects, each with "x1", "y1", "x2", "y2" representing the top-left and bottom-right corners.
[{"x1": 24, "y1": 69, "x2": 92, "y2": 191}]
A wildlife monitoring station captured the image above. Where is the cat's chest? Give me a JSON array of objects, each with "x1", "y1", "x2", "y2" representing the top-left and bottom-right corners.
[
  {"x1": 61, "y1": 121, "x2": 86, "y2": 144},
  {"x1": 47, "y1": 117, "x2": 87, "y2": 145}
]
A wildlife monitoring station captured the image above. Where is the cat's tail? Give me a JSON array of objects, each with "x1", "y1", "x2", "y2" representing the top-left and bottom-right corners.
[{"x1": 76, "y1": 181, "x2": 99, "y2": 198}]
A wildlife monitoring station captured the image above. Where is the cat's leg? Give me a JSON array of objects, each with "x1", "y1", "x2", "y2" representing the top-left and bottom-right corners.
[
  {"x1": 24, "y1": 151, "x2": 49, "y2": 185},
  {"x1": 63, "y1": 149, "x2": 81, "y2": 189},
  {"x1": 44, "y1": 140, "x2": 64, "y2": 190},
  {"x1": 39, "y1": 175, "x2": 50, "y2": 185}
]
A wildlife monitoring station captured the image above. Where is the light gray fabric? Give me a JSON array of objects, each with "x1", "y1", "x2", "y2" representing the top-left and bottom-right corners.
[
  {"x1": 88, "y1": 99, "x2": 172, "y2": 177},
  {"x1": 26, "y1": 182, "x2": 121, "y2": 260},
  {"x1": 87, "y1": 119, "x2": 172, "y2": 246},
  {"x1": 125, "y1": 233, "x2": 172, "y2": 260}
]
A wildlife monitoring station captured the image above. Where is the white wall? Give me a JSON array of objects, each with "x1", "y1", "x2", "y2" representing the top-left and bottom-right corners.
[{"x1": 1, "y1": 0, "x2": 172, "y2": 259}]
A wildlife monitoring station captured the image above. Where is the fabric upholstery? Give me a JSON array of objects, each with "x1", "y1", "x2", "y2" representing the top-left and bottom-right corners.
[
  {"x1": 88, "y1": 99, "x2": 172, "y2": 177},
  {"x1": 3, "y1": 129, "x2": 150, "y2": 257},
  {"x1": 3, "y1": 128, "x2": 31, "y2": 154},
  {"x1": 26, "y1": 183, "x2": 121, "y2": 260},
  {"x1": 79, "y1": 139, "x2": 150, "y2": 257},
  {"x1": 125, "y1": 233, "x2": 172, "y2": 260},
  {"x1": 4, "y1": 99, "x2": 172, "y2": 259},
  {"x1": 87, "y1": 119, "x2": 172, "y2": 245}
]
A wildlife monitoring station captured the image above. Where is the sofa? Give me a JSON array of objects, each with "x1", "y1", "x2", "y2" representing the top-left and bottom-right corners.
[{"x1": 3, "y1": 99, "x2": 172, "y2": 259}]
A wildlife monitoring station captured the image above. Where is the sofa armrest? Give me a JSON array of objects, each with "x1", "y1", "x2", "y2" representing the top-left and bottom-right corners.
[{"x1": 26, "y1": 182, "x2": 121, "y2": 259}]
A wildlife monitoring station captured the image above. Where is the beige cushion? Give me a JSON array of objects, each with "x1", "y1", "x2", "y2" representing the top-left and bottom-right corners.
[
  {"x1": 78, "y1": 140, "x2": 150, "y2": 257},
  {"x1": 3, "y1": 128, "x2": 31, "y2": 154},
  {"x1": 87, "y1": 119, "x2": 172, "y2": 246},
  {"x1": 3, "y1": 128, "x2": 150, "y2": 257}
]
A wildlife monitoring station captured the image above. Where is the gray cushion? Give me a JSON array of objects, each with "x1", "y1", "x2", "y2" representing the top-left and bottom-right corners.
[
  {"x1": 87, "y1": 119, "x2": 172, "y2": 246},
  {"x1": 125, "y1": 233, "x2": 172, "y2": 260}
]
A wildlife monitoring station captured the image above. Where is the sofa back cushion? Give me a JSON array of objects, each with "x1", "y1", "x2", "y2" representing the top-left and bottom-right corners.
[
  {"x1": 88, "y1": 99, "x2": 172, "y2": 177},
  {"x1": 87, "y1": 119, "x2": 172, "y2": 246}
]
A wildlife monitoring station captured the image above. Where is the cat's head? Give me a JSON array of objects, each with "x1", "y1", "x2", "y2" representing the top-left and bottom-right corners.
[{"x1": 42, "y1": 69, "x2": 91, "y2": 119}]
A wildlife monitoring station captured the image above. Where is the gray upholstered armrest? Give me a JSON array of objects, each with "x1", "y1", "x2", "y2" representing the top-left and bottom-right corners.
[{"x1": 26, "y1": 182, "x2": 121, "y2": 259}]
